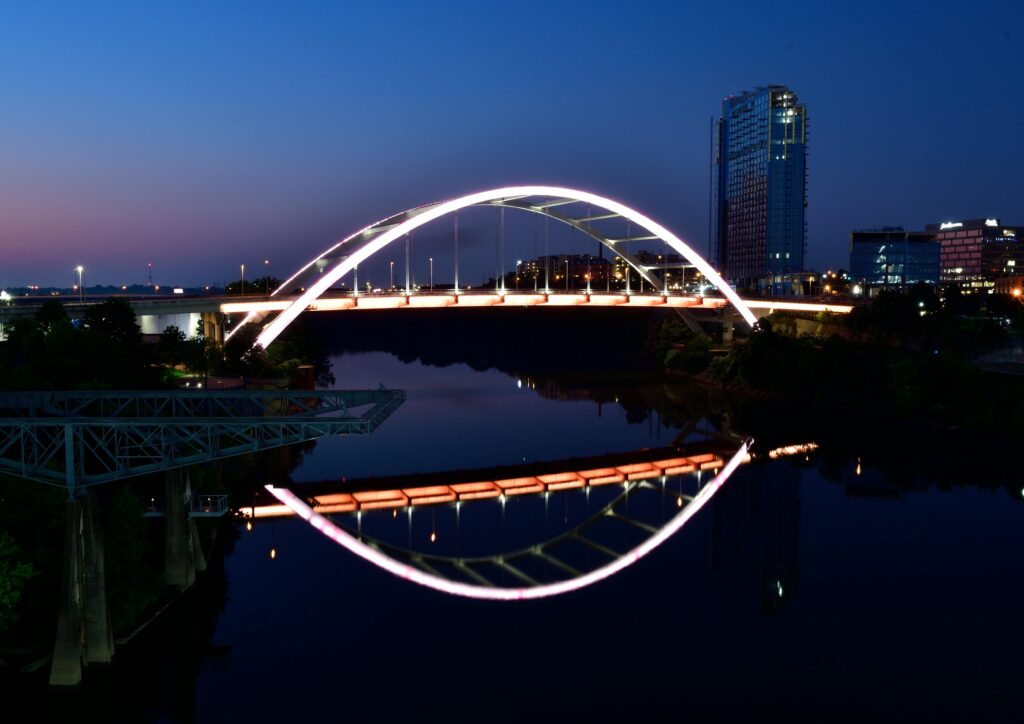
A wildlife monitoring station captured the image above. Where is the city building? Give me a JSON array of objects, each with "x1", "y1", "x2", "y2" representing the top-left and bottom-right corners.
[
  {"x1": 931, "y1": 218, "x2": 1024, "y2": 291},
  {"x1": 714, "y1": 85, "x2": 808, "y2": 294},
  {"x1": 849, "y1": 227, "x2": 939, "y2": 294}
]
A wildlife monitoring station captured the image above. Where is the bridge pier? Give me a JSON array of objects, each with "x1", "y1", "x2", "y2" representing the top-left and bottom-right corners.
[
  {"x1": 50, "y1": 499, "x2": 83, "y2": 686},
  {"x1": 49, "y1": 492, "x2": 112, "y2": 686},
  {"x1": 81, "y1": 493, "x2": 113, "y2": 664},
  {"x1": 164, "y1": 468, "x2": 196, "y2": 589},
  {"x1": 201, "y1": 311, "x2": 224, "y2": 346}
]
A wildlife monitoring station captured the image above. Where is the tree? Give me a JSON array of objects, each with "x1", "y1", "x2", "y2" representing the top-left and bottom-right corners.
[
  {"x1": 81, "y1": 298, "x2": 142, "y2": 346},
  {"x1": 157, "y1": 325, "x2": 187, "y2": 365},
  {"x1": 0, "y1": 533, "x2": 36, "y2": 634}
]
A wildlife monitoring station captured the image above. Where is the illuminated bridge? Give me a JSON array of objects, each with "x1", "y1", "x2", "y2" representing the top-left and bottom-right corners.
[
  {"x1": 219, "y1": 186, "x2": 852, "y2": 349},
  {"x1": 255, "y1": 440, "x2": 815, "y2": 600}
]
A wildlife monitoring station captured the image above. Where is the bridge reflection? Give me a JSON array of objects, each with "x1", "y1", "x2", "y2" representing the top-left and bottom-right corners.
[{"x1": 258, "y1": 440, "x2": 814, "y2": 600}]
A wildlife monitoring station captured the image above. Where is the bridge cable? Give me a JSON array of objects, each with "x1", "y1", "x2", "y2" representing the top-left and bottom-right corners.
[
  {"x1": 405, "y1": 233, "x2": 411, "y2": 295},
  {"x1": 544, "y1": 215, "x2": 550, "y2": 292},
  {"x1": 453, "y1": 212, "x2": 460, "y2": 294}
]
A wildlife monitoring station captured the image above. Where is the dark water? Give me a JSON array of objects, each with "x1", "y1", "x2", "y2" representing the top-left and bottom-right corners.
[{"x1": 33, "y1": 351, "x2": 1024, "y2": 721}]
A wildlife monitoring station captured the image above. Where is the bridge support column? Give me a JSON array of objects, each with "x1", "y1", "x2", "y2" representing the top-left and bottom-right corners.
[
  {"x1": 50, "y1": 498, "x2": 84, "y2": 686},
  {"x1": 722, "y1": 320, "x2": 734, "y2": 344},
  {"x1": 164, "y1": 468, "x2": 196, "y2": 589},
  {"x1": 81, "y1": 493, "x2": 113, "y2": 664},
  {"x1": 201, "y1": 311, "x2": 224, "y2": 346}
]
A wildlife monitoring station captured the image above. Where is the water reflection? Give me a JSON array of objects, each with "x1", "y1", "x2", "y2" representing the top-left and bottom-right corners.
[{"x1": 260, "y1": 442, "x2": 749, "y2": 602}]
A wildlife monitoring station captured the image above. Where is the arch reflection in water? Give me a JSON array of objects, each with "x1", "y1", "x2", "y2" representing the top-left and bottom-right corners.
[{"x1": 265, "y1": 439, "x2": 750, "y2": 600}]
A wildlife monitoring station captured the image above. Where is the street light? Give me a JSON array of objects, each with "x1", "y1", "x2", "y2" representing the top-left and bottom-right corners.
[
  {"x1": 240, "y1": 264, "x2": 245, "y2": 295},
  {"x1": 390, "y1": 261, "x2": 395, "y2": 290},
  {"x1": 264, "y1": 259, "x2": 270, "y2": 295},
  {"x1": 429, "y1": 257, "x2": 433, "y2": 290},
  {"x1": 75, "y1": 266, "x2": 84, "y2": 302}
]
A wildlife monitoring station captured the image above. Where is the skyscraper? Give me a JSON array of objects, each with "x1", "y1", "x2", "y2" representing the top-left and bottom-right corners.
[{"x1": 714, "y1": 86, "x2": 808, "y2": 292}]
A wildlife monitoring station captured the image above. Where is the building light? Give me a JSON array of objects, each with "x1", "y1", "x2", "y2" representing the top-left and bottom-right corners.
[
  {"x1": 985, "y1": 219, "x2": 998, "y2": 227},
  {"x1": 940, "y1": 222, "x2": 963, "y2": 230}
]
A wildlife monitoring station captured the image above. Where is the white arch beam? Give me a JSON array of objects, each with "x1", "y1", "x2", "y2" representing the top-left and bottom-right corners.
[
  {"x1": 265, "y1": 439, "x2": 748, "y2": 601},
  {"x1": 253, "y1": 186, "x2": 757, "y2": 349}
]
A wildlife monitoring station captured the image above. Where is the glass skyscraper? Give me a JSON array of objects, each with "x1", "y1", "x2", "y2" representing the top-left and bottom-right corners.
[{"x1": 714, "y1": 86, "x2": 807, "y2": 292}]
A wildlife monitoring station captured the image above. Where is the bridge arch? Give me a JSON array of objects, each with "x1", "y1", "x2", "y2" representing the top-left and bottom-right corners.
[
  {"x1": 265, "y1": 440, "x2": 748, "y2": 600},
  {"x1": 245, "y1": 186, "x2": 757, "y2": 349}
]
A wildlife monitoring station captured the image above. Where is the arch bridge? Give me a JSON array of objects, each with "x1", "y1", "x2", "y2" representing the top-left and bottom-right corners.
[{"x1": 228, "y1": 186, "x2": 763, "y2": 349}]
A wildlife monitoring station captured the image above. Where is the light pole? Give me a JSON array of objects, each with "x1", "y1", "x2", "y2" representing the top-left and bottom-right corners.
[
  {"x1": 565, "y1": 259, "x2": 570, "y2": 292},
  {"x1": 390, "y1": 261, "x2": 395, "y2": 290},
  {"x1": 429, "y1": 257, "x2": 433, "y2": 290},
  {"x1": 264, "y1": 259, "x2": 270, "y2": 295},
  {"x1": 76, "y1": 266, "x2": 84, "y2": 302},
  {"x1": 240, "y1": 264, "x2": 245, "y2": 295}
]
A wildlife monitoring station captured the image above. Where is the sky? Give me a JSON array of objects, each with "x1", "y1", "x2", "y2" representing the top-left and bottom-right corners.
[{"x1": 1, "y1": 0, "x2": 1022, "y2": 288}]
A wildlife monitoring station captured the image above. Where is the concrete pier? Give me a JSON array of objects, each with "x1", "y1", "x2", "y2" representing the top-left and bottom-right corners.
[
  {"x1": 81, "y1": 494, "x2": 113, "y2": 664},
  {"x1": 49, "y1": 499, "x2": 83, "y2": 686},
  {"x1": 164, "y1": 468, "x2": 196, "y2": 589}
]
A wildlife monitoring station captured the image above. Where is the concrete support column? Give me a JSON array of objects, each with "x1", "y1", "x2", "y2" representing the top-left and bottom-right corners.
[
  {"x1": 190, "y1": 519, "x2": 207, "y2": 574},
  {"x1": 722, "y1": 320, "x2": 734, "y2": 344},
  {"x1": 164, "y1": 468, "x2": 196, "y2": 589},
  {"x1": 81, "y1": 493, "x2": 113, "y2": 664},
  {"x1": 201, "y1": 311, "x2": 225, "y2": 346},
  {"x1": 50, "y1": 498, "x2": 83, "y2": 686}
]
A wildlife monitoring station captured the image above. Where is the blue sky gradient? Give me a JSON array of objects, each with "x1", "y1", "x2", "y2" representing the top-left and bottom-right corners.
[{"x1": 1, "y1": 1, "x2": 1021, "y2": 286}]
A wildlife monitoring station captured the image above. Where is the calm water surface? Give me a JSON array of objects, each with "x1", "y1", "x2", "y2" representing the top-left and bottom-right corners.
[{"x1": 47, "y1": 351, "x2": 1024, "y2": 721}]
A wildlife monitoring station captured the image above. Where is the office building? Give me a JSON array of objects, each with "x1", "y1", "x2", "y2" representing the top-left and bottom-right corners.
[
  {"x1": 931, "y1": 218, "x2": 1024, "y2": 290},
  {"x1": 714, "y1": 85, "x2": 808, "y2": 293},
  {"x1": 849, "y1": 227, "x2": 939, "y2": 293}
]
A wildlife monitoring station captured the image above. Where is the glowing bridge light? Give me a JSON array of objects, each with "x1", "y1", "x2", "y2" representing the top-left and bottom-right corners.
[
  {"x1": 263, "y1": 440, "x2": 750, "y2": 601},
  {"x1": 240, "y1": 186, "x2": 758, "y2": 349}
]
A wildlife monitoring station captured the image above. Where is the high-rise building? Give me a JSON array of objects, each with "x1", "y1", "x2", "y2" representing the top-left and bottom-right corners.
[
  {"x1": 929, "y1": 218, "x2": 1024, "y2": 290},
  {"x1": 714, "y1": 86, "x2": 808, "y2": 293}
]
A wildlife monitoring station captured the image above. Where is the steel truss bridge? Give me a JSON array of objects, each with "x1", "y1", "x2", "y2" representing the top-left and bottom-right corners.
[{"x1": 0, "y1": 389, "x2": 405, "y2": 493}]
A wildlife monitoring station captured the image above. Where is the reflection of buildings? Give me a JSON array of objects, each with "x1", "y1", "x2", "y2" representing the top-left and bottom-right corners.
[{"x1": 709, "y1": 461, "x2": 800, "y2": 614}]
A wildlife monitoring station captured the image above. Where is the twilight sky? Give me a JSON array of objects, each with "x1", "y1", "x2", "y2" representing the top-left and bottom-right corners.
[{"x1": 1, "y1": 1, "x2": 1022, "y2": 288}]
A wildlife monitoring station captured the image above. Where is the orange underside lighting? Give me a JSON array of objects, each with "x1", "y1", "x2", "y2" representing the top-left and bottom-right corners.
[
  {"x1": 307, "y1": 298, "x2": 356, "y2": 311},
  {"x1": 586, "y1": 295, "x2": 628, "y2": 306},
  {"x1": 353, "y1": 490, "x2": 408, "y2": 509},
  {"x1": 408, "y1": 295, "x2": 456, "y2": 308},
  {"x1": 503, "y1": 294, "x2": 547, "y2": 305},
  {"x1": 545, "y1": 294, "x2": 589, "y2": 306},
  {"x1": 450, "y1": 481, "x2": 501, "y2": 500},
  {"x1": 537, "y1": 472, "x2": 583, "y2": 485},
  {"x1": 495, "y1": 476, "x2": 542, "y2": 491},
  {"x1": 627, "y1": 296, "x2": 666, "y2": 307},
  {"x1": 665, "y1": 297, "x2": 701, "y2": 307},
  {"x1": 354, "y1": 296, "x2": 407, "y2": 310},
  {"x1": 453, "y1": 295, "x2": 502, "y2": 307},
  {"x1": 403, "y1": 486, "x2": 457, "y2": 506},
  {"x1": 246, "y1": 450, "x2": 751, "y2": 518},
  {"x1": 653, "y1": 457, "x2": 698, "y2": 475}
]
